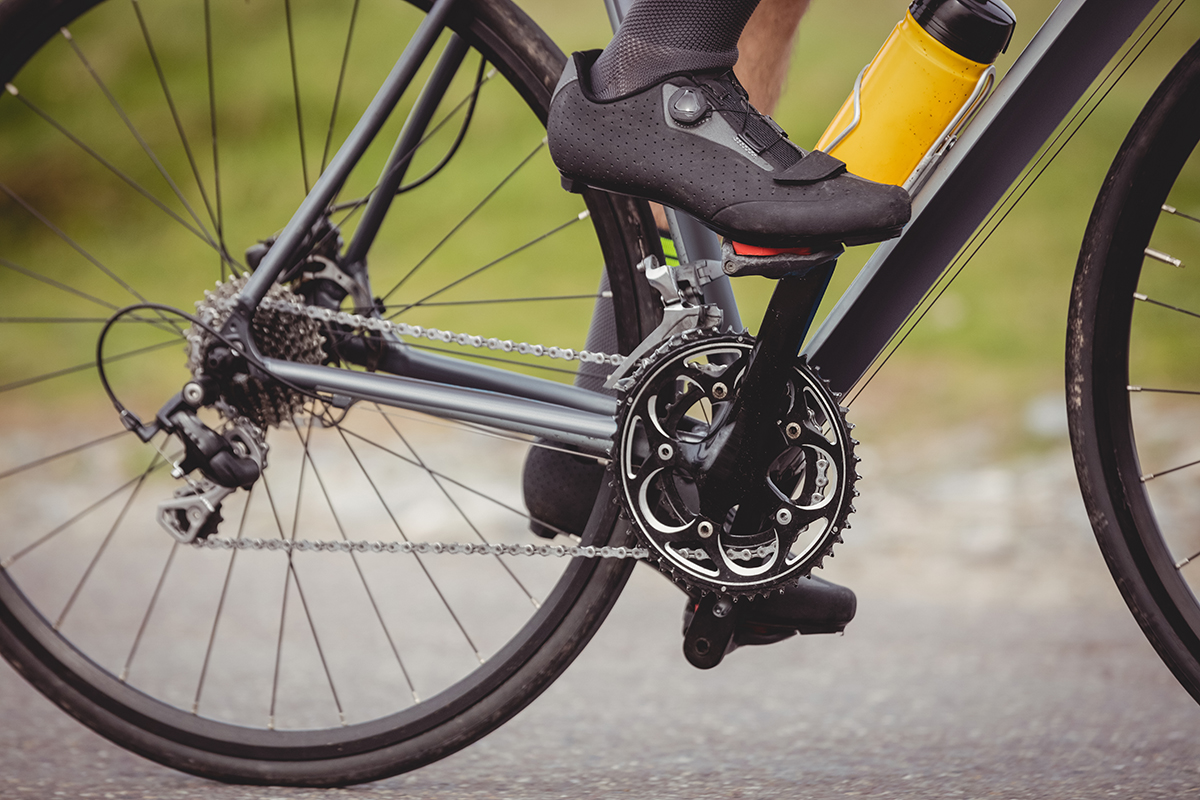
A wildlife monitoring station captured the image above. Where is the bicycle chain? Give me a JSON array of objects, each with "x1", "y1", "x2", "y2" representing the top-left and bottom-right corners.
[
  {"x1": 190, "y1": 536, "x2": 649, "y2": 559},
  {"x1": 189, "y1": 535, "x2": 775, "y2": 562},
  {"x1": 200, "y1": 289, "x2": 626, "y2": 366}
]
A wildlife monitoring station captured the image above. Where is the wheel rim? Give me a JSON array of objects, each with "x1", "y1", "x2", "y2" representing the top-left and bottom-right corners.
[
  {"x1": 1079, "y1": 44, "x2": 1200, "y2": 662},
  {"x1": 1118, "y1": 140, "x2": 1200, "y2": 639},
  {"x1": 0, "y1": 0, "x2": 631, "y2": 756}
]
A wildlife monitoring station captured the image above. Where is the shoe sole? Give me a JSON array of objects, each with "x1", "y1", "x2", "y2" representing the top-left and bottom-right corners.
[{"x1": 561, "y1": 174, "x2": 905, "y2": 251}]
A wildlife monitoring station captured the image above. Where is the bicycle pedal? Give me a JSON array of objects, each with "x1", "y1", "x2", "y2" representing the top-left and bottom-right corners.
[
  {"x1": 722, "y1": 240, "x2": 844, "y2": 279},
  {"x1": 682, "y1": 594, "x2": 739, "y2": 670}
]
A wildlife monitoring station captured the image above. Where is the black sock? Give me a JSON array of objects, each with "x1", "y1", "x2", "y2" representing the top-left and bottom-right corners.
[{"x1": 590, "y1": 0, "x2": 762, "y2": 100}]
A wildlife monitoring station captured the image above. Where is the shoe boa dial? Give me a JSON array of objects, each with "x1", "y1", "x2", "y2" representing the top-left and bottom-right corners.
[{"x1": 613, "y1": 329, "x2": 858, "y2": 598}]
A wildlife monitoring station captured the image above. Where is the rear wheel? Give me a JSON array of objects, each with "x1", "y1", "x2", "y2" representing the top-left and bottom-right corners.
[
  {"x1": 0, "y1": 0, "x2": 658, "y2": 785},
  {"x1": 1068, "y1": 39, "x2": 1200, "y2": 704}
]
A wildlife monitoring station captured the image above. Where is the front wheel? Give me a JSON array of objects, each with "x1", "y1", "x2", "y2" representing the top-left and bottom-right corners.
[
  {"x1": 0, "y1": 0, "x2": 659, "y2": 785},
  {"x1": 1068, "y1": 38, "x2": 1200, "y2": 704}
]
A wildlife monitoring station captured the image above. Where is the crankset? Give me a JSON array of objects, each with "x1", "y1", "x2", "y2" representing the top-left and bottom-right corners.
[{"x1": 614, "y1": 329, "x2": 857, "y2": 598}]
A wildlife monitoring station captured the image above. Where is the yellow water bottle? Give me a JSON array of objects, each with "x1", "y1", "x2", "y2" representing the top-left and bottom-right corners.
[{"x1": 815, "y1": 0, "x2": 1015, "y2": 192}]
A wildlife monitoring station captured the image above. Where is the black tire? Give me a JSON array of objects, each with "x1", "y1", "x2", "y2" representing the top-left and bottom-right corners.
[
  {"x1": 1068, "y1": 38, "x2": 1200, "y2": 704},
  {"x1": 0, "y1": 0, "x2": 659, "y2": 786}
]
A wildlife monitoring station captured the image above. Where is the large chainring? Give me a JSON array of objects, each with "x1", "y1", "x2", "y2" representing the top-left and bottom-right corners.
[{"x1": 614, "y1": 330, "x2": 857, "y2": 598}]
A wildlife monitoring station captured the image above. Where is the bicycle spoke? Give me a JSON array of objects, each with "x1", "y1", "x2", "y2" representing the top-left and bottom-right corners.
[
  {"x1": 268, "y1": 555, "x2": 291, "y2": 731},
  {"x1": 204, "y1": 0, "x2": 227, "y2": 280},
  {"x1": 0, "y1": 317, "x2": 135, "y2": 324},
  {"x1": 1134, "y1": 292, "x2": 1200, "y2": 320},
  {"x1": 388, "y1": 210, "x2": 587, "y2": 317},
  {"x1": 0, "y1": 181, "x2": 184, "y2": 309},
  {"x1": 130, "y1": 0, "x2": 221, "y2": 241},
  {"x1": 0, "y1": 338, "x2": 182, "y2": 395},
  {"x1": 54, "y1": 452, "x2": 162, "y2": 629},
  {"x1": 260, "y1": 469, "x2": 301, "y2": 730},
  {"x1": 340, "y1": 426, "x2": 574, "y2": 539},
  {"x1": 0, "y1": 469, "x2": 152, "y2": 569},
  {"x1": 0, "y1": 256, "x2": 182, "y2": 336},
  {"x1": 298, "y1": 426, "x2": 419, "y2": 703},
  {"x1": 321, "y1": 0, "x2": 361, "y2": 176},
  {"x1": 1141, "y1": 457, "x2": 1200, "y2": 482},
  {"x1": 336, "y1": 426, "x2": 485, "y2": 664},
  {"x1": 192, "y1": 487, "x2": 253, "y2": 715},
  {"x1": 1162, "y1": 203, "x2": 1200, "y2": 224},
  {"x1": 287, "y1": 561, "x2": 347, "y2": 726},
  {"x1": 380, "y1": 140, "x2": 546, "y2": 304},
  {"x1": 3, "y1": 97, "x2": 219, "y2": 260},
  {"x1": 282, "y1": 416, "x2": 348, "y2": 724},
  {"x1": 0, "y1": 430, "x2": 128, "y2": 482},
  {"x1": 60, "y1": 27, "x2": 217, "y2": 247},
  {"x1": 0, "y1": 258, "x2": 121, "y2": 313},
  {"x1": 119, "y1": 542, "x2": 179, "y2": 682},
  {"x1": 1128, "y1": 386, "x2": 1200, "y2": 396},
  {"x1": 284, "y1": 0, "x2": 310, "y2": 194},
  {"x1": 356, "y1": 404, "x2": 606, "y2": 465},
  {"x1": 381, "y1": 413, "x2": 539, "y2": 608}
]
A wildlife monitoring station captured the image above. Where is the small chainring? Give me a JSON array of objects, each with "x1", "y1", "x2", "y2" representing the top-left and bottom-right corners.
[{"x1": 614, "y1": 329, "x2": 857, "y2": 598}]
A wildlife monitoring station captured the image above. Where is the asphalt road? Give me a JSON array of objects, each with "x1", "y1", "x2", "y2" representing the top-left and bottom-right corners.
[{"x1": 3, "y1": 436, "x2": 1199, "y2": 799}]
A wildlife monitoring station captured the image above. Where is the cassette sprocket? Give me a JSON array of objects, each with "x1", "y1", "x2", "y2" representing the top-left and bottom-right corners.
[
  {"x1": 614, "y1": 329, "x2": 857, "y2": 598},
  {"x1": 187, "y1": 275, "x2": 325, "y2": 428}
]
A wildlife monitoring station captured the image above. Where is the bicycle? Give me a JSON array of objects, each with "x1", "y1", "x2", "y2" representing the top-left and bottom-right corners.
[{"x1": 0, "y1": 0, "x2": 1194, "y2": 787}]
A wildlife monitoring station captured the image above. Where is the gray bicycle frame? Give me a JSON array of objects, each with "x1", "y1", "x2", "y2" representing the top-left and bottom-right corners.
[{"x1": 238, "y1": 0, "x2": 1162, "y2": 456}]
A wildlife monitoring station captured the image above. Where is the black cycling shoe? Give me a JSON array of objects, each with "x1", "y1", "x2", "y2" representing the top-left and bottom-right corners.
[
  {"x1": 681, "y1": 575, "x2": 856, "y2": 669},
  {"x1": 522, "y1": 443, "x2": 606, "y2": 538},
  {"x1": 547, "y1": 50, "x2": 911, "y2": 249}
]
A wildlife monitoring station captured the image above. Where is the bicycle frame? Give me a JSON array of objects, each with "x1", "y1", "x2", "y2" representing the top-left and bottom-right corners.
[{"x1": 226, "y1": 0, "x2": 1163, "y2": 455}]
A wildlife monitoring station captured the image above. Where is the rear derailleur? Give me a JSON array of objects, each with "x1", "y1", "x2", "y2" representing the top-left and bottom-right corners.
[{"x1": 120, "y1": 371, "x2": 268, "y2": 545}]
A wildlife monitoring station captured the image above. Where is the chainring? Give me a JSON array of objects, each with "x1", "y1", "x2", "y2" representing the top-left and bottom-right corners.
[{"x1": 614, "y1": 329, "x2": 858, "y2": 598}]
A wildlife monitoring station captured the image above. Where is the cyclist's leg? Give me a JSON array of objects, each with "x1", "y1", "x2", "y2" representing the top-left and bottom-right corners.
[
  {"x1": 736, "y1": 0, "x2": 812, "y2": 114},
  {"x1": 528, "y1": 0, "x2": 861, "y2": 666}
]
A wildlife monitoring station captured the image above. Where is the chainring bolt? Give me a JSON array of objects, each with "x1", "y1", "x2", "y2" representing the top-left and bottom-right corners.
[
  {"x1": 697, "y1": 520, "x2": 714, "y2": 538},
  {"x1": 775, "y1": 507, "x2": 793, "y2": 525},
  {"x1": 712, "y1": 382, "x2": 728, "y2": 400},
  {"x1": 785, "y1": 421, "x2": 802, "y2": 439},
  {"x1": 657, "y1": 442, "x2": 675, "y2": 462},
  {"x1": 712, "y1": 597, "x2": 733, "y2": 618}
]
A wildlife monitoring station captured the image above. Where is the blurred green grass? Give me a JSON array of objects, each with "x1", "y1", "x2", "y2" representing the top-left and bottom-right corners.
[{"x1": 1, "y1": 0, "x2": 1198, "y2": 449}]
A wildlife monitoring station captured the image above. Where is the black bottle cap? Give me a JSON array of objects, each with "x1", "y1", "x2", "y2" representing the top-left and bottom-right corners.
[{"x1": 909, "y1": 0, "x2": 1016, "y2": 65}]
